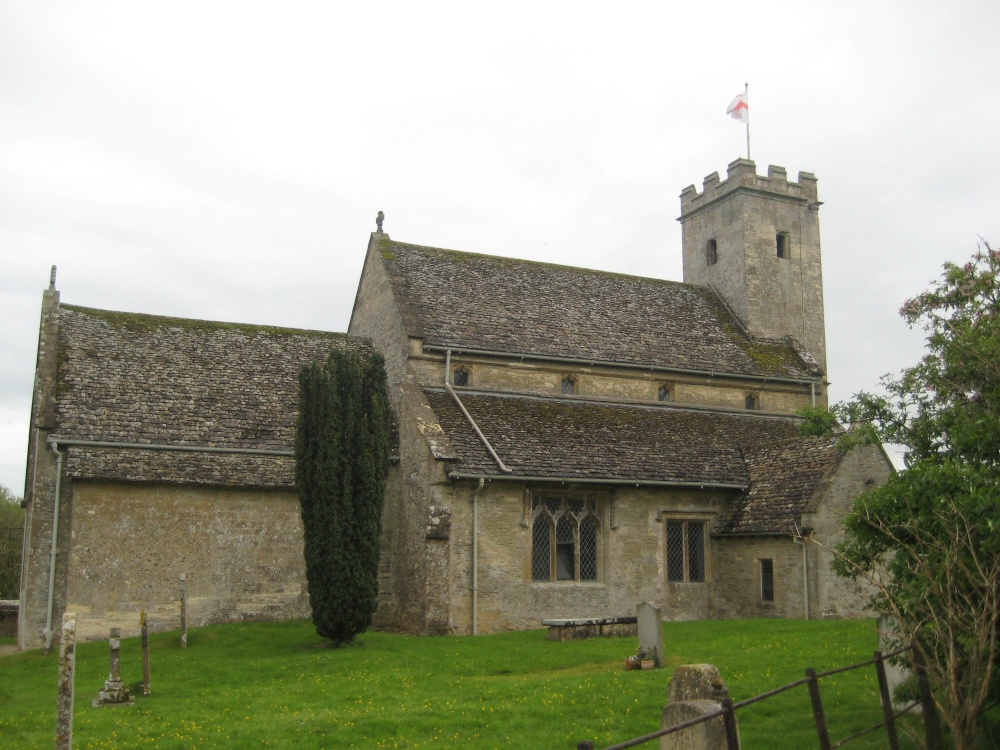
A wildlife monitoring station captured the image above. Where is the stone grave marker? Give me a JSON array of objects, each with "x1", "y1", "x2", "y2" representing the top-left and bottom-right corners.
[
  {"x1": 93, "y1": 627, "x2": 135, "y2": 706},
  {"x1": 638, "y1": 601, "x2": 665, "y2": 667}
]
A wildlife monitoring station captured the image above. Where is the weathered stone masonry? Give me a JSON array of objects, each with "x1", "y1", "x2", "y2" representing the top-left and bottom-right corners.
[{"x1": 21, "y1": 160, "x2": 892, "y2": 646}]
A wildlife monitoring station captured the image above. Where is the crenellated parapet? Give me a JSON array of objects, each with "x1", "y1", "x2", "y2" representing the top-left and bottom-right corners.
[{"x1": 680, "y1": 159, "x2": 819, "y2": 217}]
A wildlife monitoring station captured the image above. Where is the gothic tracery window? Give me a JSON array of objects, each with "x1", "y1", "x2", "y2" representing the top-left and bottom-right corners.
[{"x1": 531, "y1": 493, "x2": 602, "y2": 582}]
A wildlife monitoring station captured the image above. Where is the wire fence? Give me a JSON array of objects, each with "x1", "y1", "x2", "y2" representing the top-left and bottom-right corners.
[{"x1": 577, "y1": 645, "x2": 944, "y2": 750}]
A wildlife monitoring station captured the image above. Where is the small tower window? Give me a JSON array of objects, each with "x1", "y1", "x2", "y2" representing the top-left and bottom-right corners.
[
  {"x1": 658, "y1": 384, "x2": 674, "y2": 402},
  {"x1": 561, "y1": 375, "x2": 577, "y2": 395},
  {"x1": 745, "y1": 392, "x2": 760, "y2": 410},
  {"x1": 776, "y1": 232, "x2": 790, "y2": 259},
  {"x1": 453, "y1": 366, "x2": 470, "y2": 387},
  {"x1": 706, "y1": 238, "x2": 718, "y2": 266}
]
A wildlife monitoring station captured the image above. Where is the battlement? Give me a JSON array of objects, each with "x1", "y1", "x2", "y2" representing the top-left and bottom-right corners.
[{"x1": 679, "y1": 159, "x2": 818, "y2": 216}]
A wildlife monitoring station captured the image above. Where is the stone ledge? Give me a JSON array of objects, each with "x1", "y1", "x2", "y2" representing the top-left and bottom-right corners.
[{"x1": 542, "y1": 616, "x2": 638, "y2": 641}]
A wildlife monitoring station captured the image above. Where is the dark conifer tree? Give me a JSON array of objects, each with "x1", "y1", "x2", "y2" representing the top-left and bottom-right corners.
[{"x1": 296, "y1": 348, "x2": 391, "y2": 644}]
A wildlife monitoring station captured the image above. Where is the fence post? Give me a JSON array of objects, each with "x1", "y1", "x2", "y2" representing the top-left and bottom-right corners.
[
  {"x1": 912, "y1": 644, "x2": 944, "y2": 750},
  {"x1": 721, "y1": 696, "x2": 741, "y2": 750},
  {"x1": 873, "y1": 650, "x2": 900, "y2": 750},
  {"x1": 805, "y1": 668, "x2": 832, "y2": 750}
]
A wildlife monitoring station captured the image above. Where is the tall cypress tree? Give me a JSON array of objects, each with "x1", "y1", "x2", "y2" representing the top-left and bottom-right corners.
[{"x1": 296, "y1": 348, "x2": 391, "y2": 644}]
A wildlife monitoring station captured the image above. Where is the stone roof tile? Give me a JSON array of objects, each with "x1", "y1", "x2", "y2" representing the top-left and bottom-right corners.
[
  {"x1": 715, "y1": 436, "x2": 843, "y2": 535},
  {"x1": 423, "y1": 389, "x2": 804, "y2": 486},
  {"x1": 53, "y1": 305, "x2": 371, "y2": 486},
  {"x1": 378, "y1": 238, "x2": 816, "y2": 379}
]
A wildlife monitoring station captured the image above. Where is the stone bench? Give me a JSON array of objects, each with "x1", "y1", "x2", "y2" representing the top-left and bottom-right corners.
[
  {"x1": 542, "y1": 616, "x2": 638, "y2": 641},
  {"x1": 0, "y1": 600, "x2": 18, "y2": 639}
]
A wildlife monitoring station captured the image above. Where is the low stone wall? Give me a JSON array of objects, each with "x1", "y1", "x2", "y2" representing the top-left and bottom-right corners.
[{"x1": 0, "y1": 600, "x2": 18, "y2": 638}]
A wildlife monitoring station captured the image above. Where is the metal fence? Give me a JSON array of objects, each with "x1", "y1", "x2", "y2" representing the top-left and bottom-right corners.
[{"x1": 577, "y1": 645, "x2": 944, "y2": 750}]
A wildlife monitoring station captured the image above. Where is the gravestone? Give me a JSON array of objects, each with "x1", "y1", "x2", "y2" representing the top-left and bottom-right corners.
[
  {"x1": 141, "y1": 609, "x2": 151, "y2": 695},
  {"x1": 56, "y1": 613, "x2": 76, "y2": 750},
  {"x1": 637, "y1": 601, "x2": 664, "y2": 667},
  {"x1": 661, "y1": 664, "x2": 734, "y2": 750},
  {"x1": 180, "y1": 572, "x2": 188, "y2": 648},
  {"x1": 877, "y1": 614, "x2": 910, "y2": 707},
  {"x1": 93, "y1": 627, "x2": 135, "y2": 706}
]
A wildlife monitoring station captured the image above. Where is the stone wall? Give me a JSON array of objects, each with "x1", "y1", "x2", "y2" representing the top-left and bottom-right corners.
[
  {"x1": 680, "y1": 160, "x2": 827, "y2": 382},
  {"x1": 714, "y1": 535, "x2": 807, "y2": 619},
  {"x1": 370, "y1": 389, "x2": 455, "y2": 635},
  {"x1": 20, "y1": 286, "x2": 64, "y2": 650},
  {"x1": 64, "y1": 481, "x2": 310, "y2": 642},
  {"x1": 348, "y1": 234, "x2": 412, "y2": 414},
  {"x1": 803, "y1": 444, "x2": 891, "y2": 618},
  {"x1": 440, "y1": 482, "x2": 737, "y2": 634},
  {"x1": 410, "y1": 353, "x2": 816, "y2": 416}
]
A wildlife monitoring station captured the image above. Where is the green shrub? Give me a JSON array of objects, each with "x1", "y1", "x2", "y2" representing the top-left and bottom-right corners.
[
  {"x1": 295, "y1": 349, "x2": 391, "y2": 645},
  {"x1": 0, "y1": 485, "x2": 24, "y2": 599}
]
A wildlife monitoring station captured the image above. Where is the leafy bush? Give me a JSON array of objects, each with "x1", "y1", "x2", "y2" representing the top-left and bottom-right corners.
[{"x1": 0, "y1": 484, "x2": 24, "y2": 599}]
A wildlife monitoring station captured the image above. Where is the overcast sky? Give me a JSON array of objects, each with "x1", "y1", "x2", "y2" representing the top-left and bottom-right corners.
[{"x1": 2, "y1": 1, "x2": 999, "y2": 494}]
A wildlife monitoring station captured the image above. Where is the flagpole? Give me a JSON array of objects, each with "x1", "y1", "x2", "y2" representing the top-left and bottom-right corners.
[{"x1": 744, "y1": 82, "x2": 751, "y2": 161}]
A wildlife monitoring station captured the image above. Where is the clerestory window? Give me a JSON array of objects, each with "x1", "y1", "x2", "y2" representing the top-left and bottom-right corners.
[
  {"x1": 452, "y1": 365, "x2": 470, "y2": 387},
  {"x1": 666, "y1": 519, "x2": 706, "y2": 583},
  {"x1": 531, "y1": 493, "x2": 602, "y2": 582},
  {"x1": 658, "y1": 384, "x2": 674, "y2": 402},
  {"x1": 561, "y1": 375, "x2": 577, "y2": 395},
  {"x1": 745, "y1": 392, "x2": 760, "y2": 410}
]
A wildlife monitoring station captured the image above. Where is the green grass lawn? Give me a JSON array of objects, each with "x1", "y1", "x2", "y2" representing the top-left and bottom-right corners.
[{"x1": 0, "y1": 618, "x2": 919, "y2": 749}]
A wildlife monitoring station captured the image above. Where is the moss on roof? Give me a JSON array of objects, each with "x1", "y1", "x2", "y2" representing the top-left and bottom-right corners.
[
  {"x1": 62, "y1": 304, "x2": 351, "y2": 341},
  {"x1": 376, "y1": 240, "x2": 817, "y2": 380}
]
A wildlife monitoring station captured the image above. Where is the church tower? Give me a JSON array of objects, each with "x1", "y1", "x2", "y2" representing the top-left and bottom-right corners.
[{"x1": 679, "y1": 158, "x2": 827, "y2": 377}]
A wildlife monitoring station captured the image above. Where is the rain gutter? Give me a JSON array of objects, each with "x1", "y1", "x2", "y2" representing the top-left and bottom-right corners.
[
  {"x1": 446, "y1": 472, "x2": 746, "y2": 491},
  {"x1": 424, "y1": 344, "x2": 821, "y2": 388},
  {"x1": 46, "y1": 438, "x2": 292, "y2": 456}
]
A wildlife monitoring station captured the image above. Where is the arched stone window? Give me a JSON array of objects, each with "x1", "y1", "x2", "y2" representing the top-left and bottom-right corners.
[
  {"x1": 452, "y1": 365, "x2": 470, "y2": 387},
  {"x1": 561, "y1": 375, "x2": 577, "y2": 395},
  {"x1": 776, "y1": 232, "x2": 790, "y2": 259},
  {"x1": 658, "y1": 384, "x2": 674, "y2": 402},
  {"x1": 745, "y1": 392, "x2": 761, "y2": 410},
  {"x1": 531, "y1": 493, "x2": 602, "y2": 582},
  {"x1": 706, "y1": 238, "x2": 718, "y2": 266}
]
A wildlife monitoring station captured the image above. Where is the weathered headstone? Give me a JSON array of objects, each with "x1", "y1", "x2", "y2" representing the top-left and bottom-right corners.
[
  {"x1": 877, "y1": 613, "x2": 909, "y2": 707},
  {"x1": 179, "y1": 572, "x2": 188, "y2": 649},
  {"x1": 93, "y1": 627, "x2": 135, "y2": 706},
  {"x1": 661, "y1": 664, "x2": 735, "y2": 750},
  {"x1": 56, "y1": 612, "x2": 76, "y2": 750},
  {"x1": 141, "y1": 609, "x2": 151, "y2": 695},
  {"x1": 668, "y1": 664, "x2": 730, "y2": 704},
  {"x1": 637, "y1": 601, "x2": 665, "y2": 667}
]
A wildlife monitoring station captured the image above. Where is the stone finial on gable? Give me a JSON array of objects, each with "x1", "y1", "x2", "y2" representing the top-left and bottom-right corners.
[
  {"x1": 376, "y1": 211, "x2": 384, "y2": 234},
  {"x1": 49, "y1": 265, "x2": 57, "y2": 290}
]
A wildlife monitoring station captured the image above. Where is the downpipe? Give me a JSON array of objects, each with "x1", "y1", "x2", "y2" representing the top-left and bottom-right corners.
[
  {"x1": 793, "y1": 530, "x2": 810, "y2": 620},
  {"x1": 472, "y1": 478, "x2": 484, "y2": 635}
]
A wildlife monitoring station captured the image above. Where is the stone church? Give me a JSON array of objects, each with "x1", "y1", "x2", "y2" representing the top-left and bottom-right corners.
[{"x1": 19, "y1": 159, "x2": 892, "y2": 649}]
